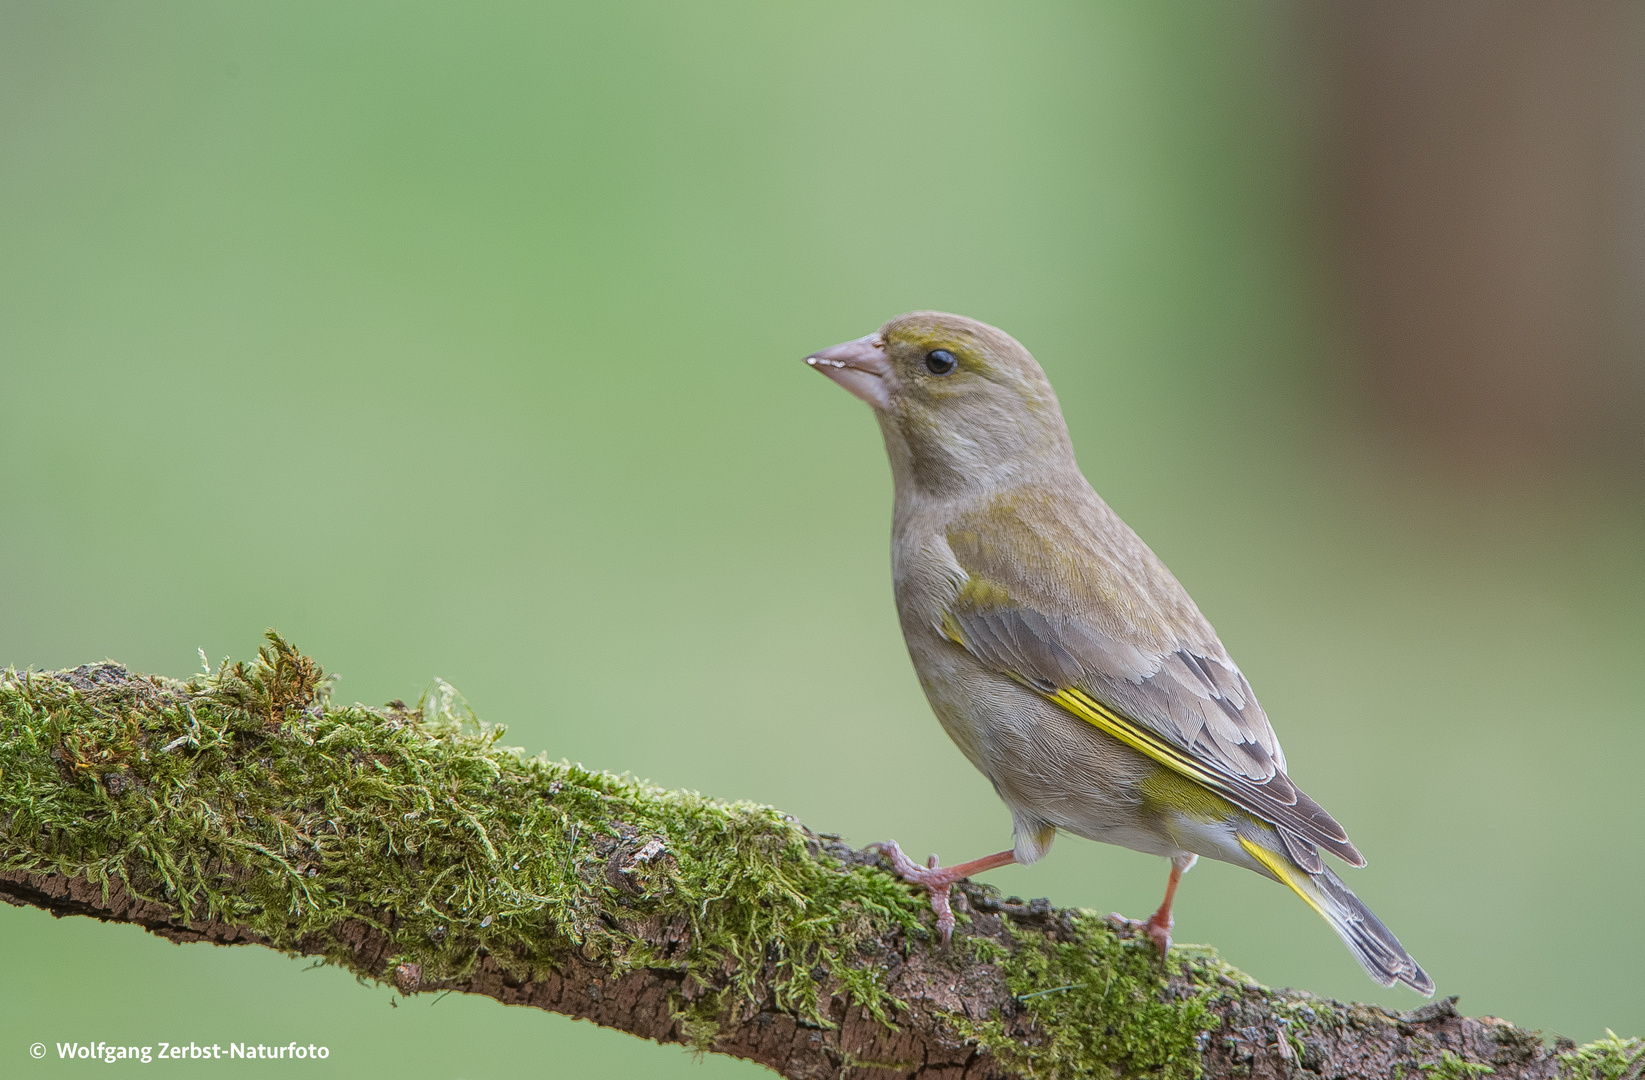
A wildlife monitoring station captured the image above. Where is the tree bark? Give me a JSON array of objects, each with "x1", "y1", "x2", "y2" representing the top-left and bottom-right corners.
[{"x1": 0, "y1": 638, "x2": 1632, "y2": 1080}]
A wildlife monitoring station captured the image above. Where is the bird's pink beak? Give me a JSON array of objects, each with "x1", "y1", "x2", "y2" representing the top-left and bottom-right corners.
[{"x1": 806, "y1": 334, "x2": 893, "y2": 410}]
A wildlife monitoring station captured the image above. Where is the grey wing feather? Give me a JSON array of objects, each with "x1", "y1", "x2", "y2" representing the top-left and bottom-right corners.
[
  {"x1": 948, "y1": 603, "x2": 1362, "y2": 869},
  {"x1": 950, "y1": 604, "x2": 1283, "y2": 782}
]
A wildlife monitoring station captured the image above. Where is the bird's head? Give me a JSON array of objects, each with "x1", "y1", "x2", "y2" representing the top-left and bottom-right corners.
[{"x1": 806, "y1": 311, "x2": 1076, "y2": 496}]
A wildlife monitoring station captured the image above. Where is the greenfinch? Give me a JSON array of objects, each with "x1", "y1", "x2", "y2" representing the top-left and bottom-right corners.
[{"x1": 806, "y1": 311, "x2": 1432, "y2": 995}]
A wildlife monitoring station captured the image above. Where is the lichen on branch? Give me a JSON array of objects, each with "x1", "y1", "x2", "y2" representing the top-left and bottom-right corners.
[{"x1": 0, "y1": 634, "x2": 1629, "y2": 1080}]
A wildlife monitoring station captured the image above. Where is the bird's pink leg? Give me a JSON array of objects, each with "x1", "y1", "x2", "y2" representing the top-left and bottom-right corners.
[
  {"x1": 1139, "y1": 853, "x2": 1198, "y2": 956},
  {"x1": 873, "y1": 840, "x2": 1018, "y2": 944}
]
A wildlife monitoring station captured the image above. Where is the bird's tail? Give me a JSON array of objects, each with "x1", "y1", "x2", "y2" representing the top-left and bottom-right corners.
[{"x1": 1238, "y1": 835, "x2": 1433, "y2": 996}]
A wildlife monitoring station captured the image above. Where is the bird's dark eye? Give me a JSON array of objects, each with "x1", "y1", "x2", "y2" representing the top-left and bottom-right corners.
[{"x1": 924, "y1": 349, "x2": 958, "y2": 375}]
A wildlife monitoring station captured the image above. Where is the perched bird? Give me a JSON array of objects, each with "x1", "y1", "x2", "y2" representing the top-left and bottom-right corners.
[{"x1": 805, "y1": 311, "x2": 1432, "y2": 995}]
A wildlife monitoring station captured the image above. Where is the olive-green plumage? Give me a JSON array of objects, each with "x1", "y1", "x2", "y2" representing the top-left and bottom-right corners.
[{"x1": 806, "y1": 311, "x2": 1431, "y2": 995}]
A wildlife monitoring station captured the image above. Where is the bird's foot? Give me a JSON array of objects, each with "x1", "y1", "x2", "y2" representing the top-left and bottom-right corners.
[
  {"x1": 872, "y1": 840, "x2": 966, "y2": 944},
  {"x1": 871, "y1": 840, "x2": 1017, "y2": 945},
  {"x1": 1105, "y1": 911, "x2": 1173, "y2": 956},
  {"x1": 1143, "y1": 910, "x2": 1173, "y2": 956},
  {"x1": 1108, "y1": 853, "x2": 1191, "y2": 958}
]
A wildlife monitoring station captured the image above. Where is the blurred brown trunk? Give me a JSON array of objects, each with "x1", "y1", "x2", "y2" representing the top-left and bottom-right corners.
[{"x1": 1324, "y1": 1, "x2": 1645, "y2": 475}]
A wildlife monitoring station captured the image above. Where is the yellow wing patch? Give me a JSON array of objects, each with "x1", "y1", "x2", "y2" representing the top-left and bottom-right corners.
[{"x1": 1043, "y1": 685, "x2": 1239, "y2": 803}]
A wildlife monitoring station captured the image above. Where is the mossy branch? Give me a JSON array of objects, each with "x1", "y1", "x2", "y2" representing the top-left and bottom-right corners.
[{"x1": 1, "y1": 634, "x2": 1635, "y2": 1080}]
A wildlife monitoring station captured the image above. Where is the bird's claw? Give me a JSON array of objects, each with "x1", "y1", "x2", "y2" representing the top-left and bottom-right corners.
[
  {"x1": 1144, "y1": 913, "x2": 1173, "y2": 956},
  {"x1": 1106, "y1": 911, "x2": 1173, "y2": 957},
  {"x1": 871, "y1": 840, "x2": 961, "y2": 944}
]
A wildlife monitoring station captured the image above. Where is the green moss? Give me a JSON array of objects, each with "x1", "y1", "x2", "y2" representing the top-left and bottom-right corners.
[
  {"x1": 14, "y1": 634, "x2": 1624, "y2": 1078},
  {"x1": 1560, "y1": 1030, "x2": 1645, "y2": 1080},
  {"x1": 946, "y1": 915, "x2": 1230, "y2": 1080},
  {"x1": 0, "y1": 633, "x2": 924, "y2": 1032},
  {"x1": 1419, "y1": 1050, "x2": 1495, "y2": 1079},
  {"x1": 1260, "y1": 990, "x2": 1347, "y2": 1065},
  {"x1": 670, "y1": 986, "x2": 730, "y2": 1051},
  {"x1": 967, "y1": 933, "x2": 1010, "y2": 965}
]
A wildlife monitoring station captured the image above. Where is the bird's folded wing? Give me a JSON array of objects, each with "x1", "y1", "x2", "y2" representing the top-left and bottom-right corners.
[{"x1": 939, "y1": 574, "x2": 1362, "y2": 870}]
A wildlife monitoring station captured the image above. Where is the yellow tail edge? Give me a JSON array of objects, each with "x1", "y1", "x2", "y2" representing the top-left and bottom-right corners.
[{"x1": 1238, "y1": 834, "x2": 1329, "y2": 922}]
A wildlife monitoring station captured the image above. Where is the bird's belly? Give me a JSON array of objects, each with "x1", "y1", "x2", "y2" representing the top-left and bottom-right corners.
[{"x1": 912, "y1": 649, "x2": 1160, "y2": 839}]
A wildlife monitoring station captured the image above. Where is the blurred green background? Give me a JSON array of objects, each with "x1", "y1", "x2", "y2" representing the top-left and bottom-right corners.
[{"x1": 2, "y1": 2, "x2": 1641, "y2": 1077}]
